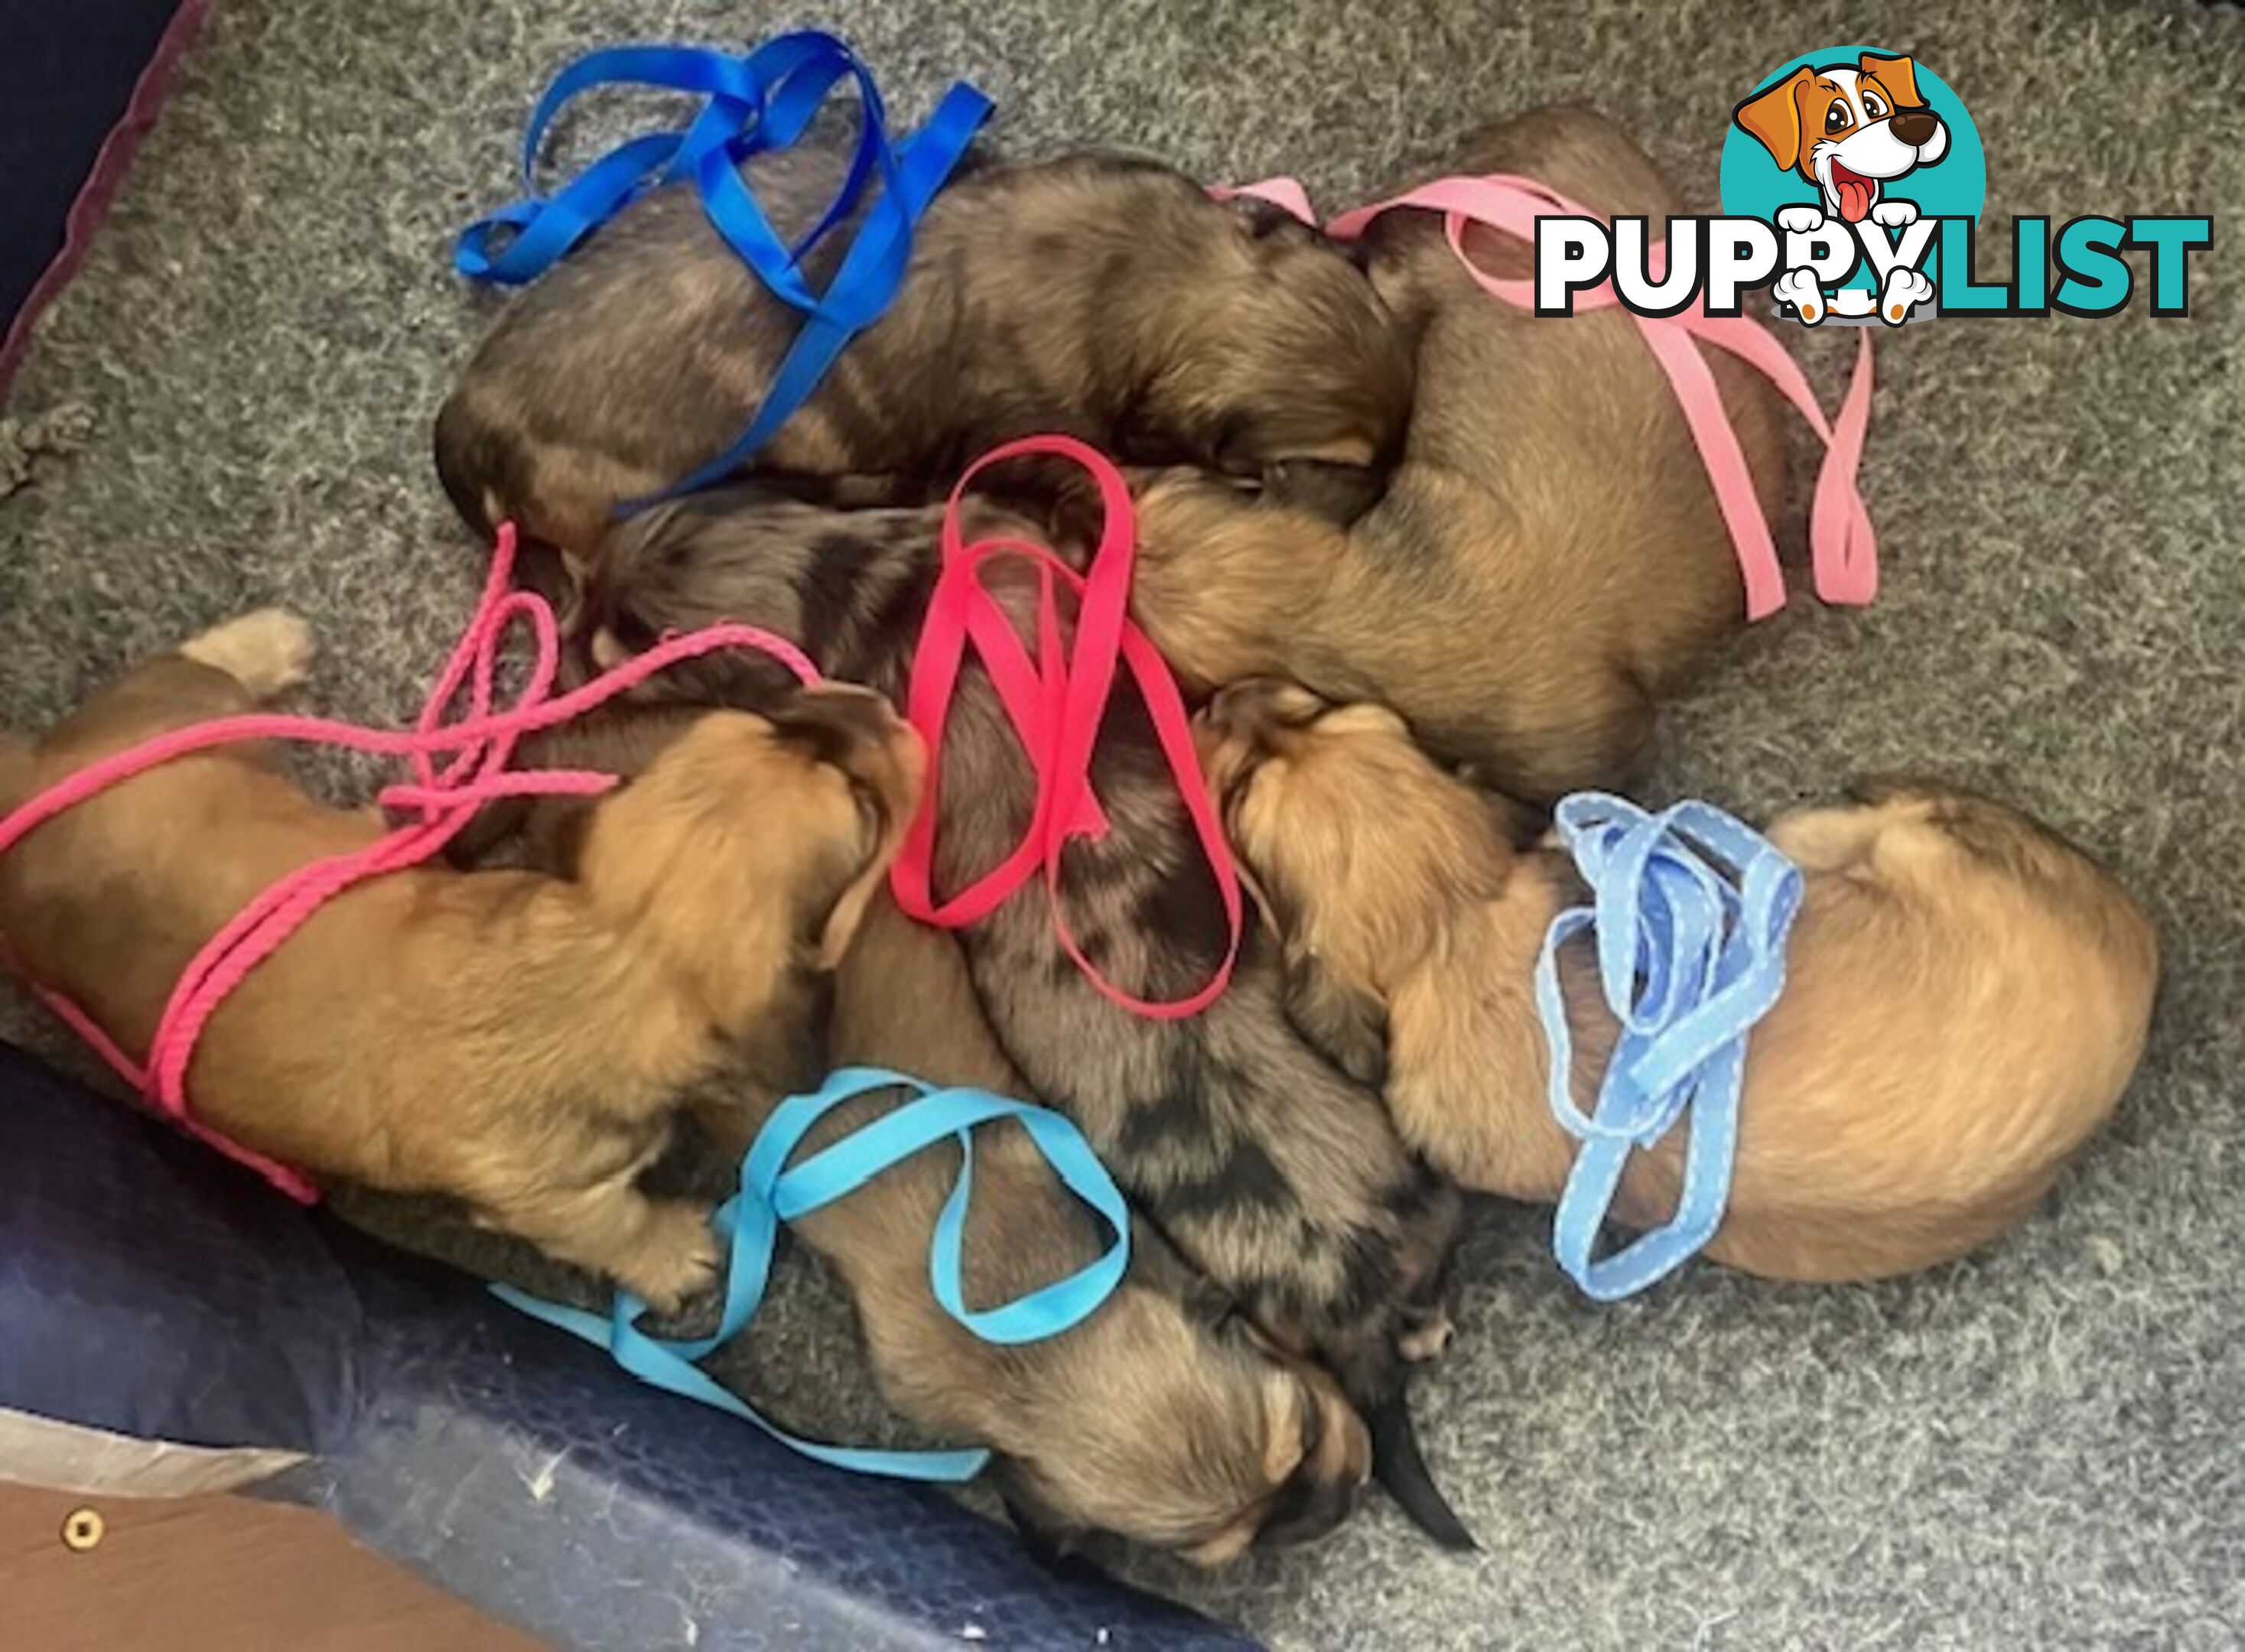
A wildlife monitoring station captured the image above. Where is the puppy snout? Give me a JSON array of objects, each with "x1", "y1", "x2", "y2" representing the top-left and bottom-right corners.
[
  {"x1": 1889, "y1": 109, "x2": 1938, "y2": 148},
  {"x1": 1256, "y1": 1474, "x2": 1365, "y2": 1551},
  {"x1": 1256, "y1": 1397, "x2": 1373, "y2": 1552}
]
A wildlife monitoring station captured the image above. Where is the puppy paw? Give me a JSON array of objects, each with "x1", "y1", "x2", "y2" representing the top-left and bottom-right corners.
[
  {"x1": 1775, "y1": 205, "x2": 1827, "y2": 236},
  {"x1": 1879, "y1": 265, "x2": 1936, "y2": 326},
  {"x1": 615, "y1": 1202, "x2": 723, "y2": 1315},
  {"x1": 1772, "y1": 267, "x2": 1827, "y2": 326},
  {"x1": 1870, "y1": 200, "x2": 1919, "y2": 229},
  {"x1": 181, "y1": 609, "x2": 315, "y2": 698}
]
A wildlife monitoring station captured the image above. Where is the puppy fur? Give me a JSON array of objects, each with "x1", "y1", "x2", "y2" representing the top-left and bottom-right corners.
[
  {"x1": 561, "y1": 489, "x2": 1463, "y2": 1413},
  {"x1": 462, "y1": 707, "x2": 1375, "y2": 1564},
  {"x1": 0, "y1": 612, "x2": 923, "y2": 1309},
  {"x1": 1121, "y1": 106, "x2": 1789, "y2": 802},
  {"x1": 1202, "y1": 680, "x2": 2162, "y2": 1284},
  {"x1": 435, "y1": 143, "x2": 1413, "y2": 555}
]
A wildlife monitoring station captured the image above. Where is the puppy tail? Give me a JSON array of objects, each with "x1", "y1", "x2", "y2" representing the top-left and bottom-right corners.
[{"x1": 1369, "y1": 1390, "x2": 1479, "y2": 1553}]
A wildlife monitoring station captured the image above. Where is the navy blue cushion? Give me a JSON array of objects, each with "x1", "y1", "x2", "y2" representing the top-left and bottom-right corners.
[{"x1": 0, "y1": 1041, "x2": 1259, "y2": 1650}]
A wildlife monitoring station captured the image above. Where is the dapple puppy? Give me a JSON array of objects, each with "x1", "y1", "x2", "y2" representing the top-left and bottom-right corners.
[
  {"x1": 0, "y1": 613, "x2": 921, "y2": 1309},
  {"x1": 1201, "y1": 679, "x2": 2161, "y2": 1283},
  {"x1": 1125, "y1": 106, "x2": 1791, "y2": 802},
  {"x1": 470, "y1": 708, "x2": 1377, "y2": 1563},
  {"x1": 556, "y1": 488, "x2": 1472, "y2": 1543},
  {"x1": 436, "y1": 143, "x2": 1413, "y2": 556}
]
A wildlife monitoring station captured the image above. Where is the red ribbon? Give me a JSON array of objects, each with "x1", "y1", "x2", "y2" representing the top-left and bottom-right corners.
[{"x1": 890, "y1": 436, "x2": 1242, "y2": 1019}]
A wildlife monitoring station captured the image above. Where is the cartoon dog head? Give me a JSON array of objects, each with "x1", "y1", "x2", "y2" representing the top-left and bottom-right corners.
[{"x1": 1734, "y1": 53, "x2": 1949, "y2": 223}]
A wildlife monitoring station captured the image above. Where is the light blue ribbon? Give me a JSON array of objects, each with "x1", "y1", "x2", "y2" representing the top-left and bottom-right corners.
[
  {"x1": 454, "y1": 32, "x2": 993, "y2": 508},
  {"x1": 495, "y1": 1066, "x2": 1131, "y2": 1482},
  {"x1": 1534, "y1": 793, "x2": 1804, "y2": 1301}
]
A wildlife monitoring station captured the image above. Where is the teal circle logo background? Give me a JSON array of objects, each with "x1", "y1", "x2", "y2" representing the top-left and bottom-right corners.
[{"x1": 1720, "y1": 46, "x2": 1986, "y2": 291}]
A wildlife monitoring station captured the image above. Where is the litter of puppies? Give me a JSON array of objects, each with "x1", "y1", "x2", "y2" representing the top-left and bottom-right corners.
[{"x1": 0, "y1": 28, "x2": 2159, "y2": 1576}]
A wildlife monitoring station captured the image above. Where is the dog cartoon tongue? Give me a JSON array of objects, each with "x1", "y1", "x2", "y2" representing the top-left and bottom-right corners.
[{"x1": 1831, "y1": 163, "x2": 1876, "y2": 223}]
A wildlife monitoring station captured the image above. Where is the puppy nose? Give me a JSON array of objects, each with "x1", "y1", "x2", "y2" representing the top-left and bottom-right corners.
[{"x1": 1889, "y1": 109, "x2": 1938, "y2": 147}]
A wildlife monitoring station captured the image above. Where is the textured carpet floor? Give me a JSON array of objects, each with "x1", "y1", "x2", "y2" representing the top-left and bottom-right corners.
[{"x1": 4, "y1": 2, "x2": 2242, "y2": 1647}]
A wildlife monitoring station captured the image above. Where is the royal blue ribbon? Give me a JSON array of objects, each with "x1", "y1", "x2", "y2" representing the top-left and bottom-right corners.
[
  {"x1": 495, "y1": 1067, "x2": 1129, "y2": 1482},
  {"x1": 455, "y1": 33, "x2": 993, "y2": 507},
  {"x1": 1534, "y1": 793, "x2": 1804, "y2": 1302}
]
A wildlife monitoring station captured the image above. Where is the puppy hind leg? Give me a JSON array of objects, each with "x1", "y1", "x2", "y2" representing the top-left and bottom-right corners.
[{"x1": 179, "y1": 610, "x2": 316, "y2": 701}]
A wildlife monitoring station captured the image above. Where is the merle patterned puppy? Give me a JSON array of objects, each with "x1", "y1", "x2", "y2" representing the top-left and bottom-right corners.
[
  {"x1": 436, "y1": 141, "x2": 1412, "y2": 558},
  {"x1": 548, "y1": 485, "x2": 1471, "y2": 1545}
]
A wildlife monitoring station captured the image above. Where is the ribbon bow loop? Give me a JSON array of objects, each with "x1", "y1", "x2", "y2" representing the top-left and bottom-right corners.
[
  {"x1": 889, "y1": 436, "x2": 1245, "y2": 1021},
  {"x1": 497, "y1": 1065, "x2": 1133, "y2": 1481},
  {"x1": 1533, "y1": 792, "x2": 1804, "y2": 1300},
  {"x1": 455, "y1": 32, "x2": 993, "y2": 510}
]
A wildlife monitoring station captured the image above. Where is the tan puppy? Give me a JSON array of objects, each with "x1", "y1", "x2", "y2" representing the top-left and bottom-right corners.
[
  {"x1": 0, "y1": 612, "x2": 922, "y2": 1309},
  {"x1": 1199, "y1": 681, "x2": 2160, "y2": 1284},
  {"x1": 453, "y1": 708, "x2": 1375, "y2": 1564},
  {"x1": 1125, "y1": 106, "x2": 1788, "y2": 802},
  {"x1": 800, "y1": 899, "x2": 1374, "y2": 1566}
]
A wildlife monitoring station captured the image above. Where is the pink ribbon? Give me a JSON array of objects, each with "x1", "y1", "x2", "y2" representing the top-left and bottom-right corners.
[
  {"x1": 0, "y1": 525, "x2": 819, "y2": 1201},
  {"x1": 890, "y1": 435, "x2": 1243, "y2": 1019},
  {"x1": 1218, "y1": 171, "x2": 1879, "y2": 616}
]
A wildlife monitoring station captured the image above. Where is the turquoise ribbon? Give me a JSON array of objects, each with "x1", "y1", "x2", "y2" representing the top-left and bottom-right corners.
[
  {"x1": 495, "y1": 1067, "x2": 1131, "y2": 1482},
  {"x1": 1535, "y1": 793, "x2": 1804, "y2": 1301},
  {"x1": 455, "y1": 33, "x2": 993, "y2": 507}
]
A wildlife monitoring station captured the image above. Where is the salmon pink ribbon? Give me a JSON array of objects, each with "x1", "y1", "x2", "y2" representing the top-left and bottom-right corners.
[
  {"x1": 0, "y1": 525, "x2": 818, "y2": 1202},
  {"x1": 1223, "y1": 172, "x2": 1879, "y2": 617},
  {"x1": 890, "y1": 435, "x2": 1243, "y2": 1019}
]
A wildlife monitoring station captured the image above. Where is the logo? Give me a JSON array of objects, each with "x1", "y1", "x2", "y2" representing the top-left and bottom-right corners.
[{"x1": 1534, "y1": 46, "x2": 2211, "y2": 326}]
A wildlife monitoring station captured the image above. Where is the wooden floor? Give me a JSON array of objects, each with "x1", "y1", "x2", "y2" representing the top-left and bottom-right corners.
[{"x1": 0, "y1": 1483, "x2": 544, "y2": 1651}]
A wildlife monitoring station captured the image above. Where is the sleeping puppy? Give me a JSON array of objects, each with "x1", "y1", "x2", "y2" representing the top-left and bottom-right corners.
[
  {"x1": 435, "y1": 143, "x2": 1413, "y2": 557},
  {"x1": 0, "y1": 611, "x2": 922, "y2": 1309},
  {"x1": 462, "y1": 709, "x2": 1375, "y2": 1563},
  {"x1": 553, "y1": 489, "x2": 1473, "y2": 1543},
  {"x1": 817, "y1": 902, "x2": 1373, "y2": 1565},
  {"x1": 1200, "y1": 680, "x2": 2162, "y2": 1283},
  {"x1": 1123, "y1": 106, "x2": 1790, "y2": 802}
]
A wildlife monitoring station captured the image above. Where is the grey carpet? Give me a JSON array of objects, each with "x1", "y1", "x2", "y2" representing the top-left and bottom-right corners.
[{"x1": 4, "y1": 1, "x2": 2241, "y2": 1646}]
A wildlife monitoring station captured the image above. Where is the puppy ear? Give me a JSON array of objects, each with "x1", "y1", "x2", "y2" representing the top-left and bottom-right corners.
[
  {"x1": 1733, "y1": 67, "x2": 1813, "y2": 170},
  {"x1": 1860, "y1": 51, "x2": 1925, "y2": 109},
  {"x1": 767, "y1": 688, "x2": 919, "y2": 969},
  {"x1": 1283, "y1": 951, "x2": 1391, "y2": 1090}
]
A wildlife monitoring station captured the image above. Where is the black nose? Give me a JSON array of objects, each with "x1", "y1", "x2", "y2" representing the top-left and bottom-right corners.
[{"x1": 1890, "y1": 109, "x2": 1938, "y2": 147}]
